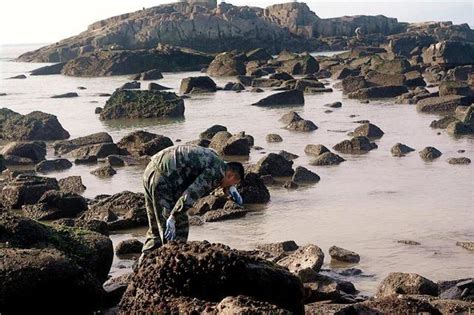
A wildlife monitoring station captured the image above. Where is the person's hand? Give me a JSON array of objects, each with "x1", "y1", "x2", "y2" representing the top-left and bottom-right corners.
[
  {"x1": 229, "y1": 186, "x2": 243, "y2": 206},
  {"x1": 164, "y1": 215, "x2": 176, "y2": 241}
]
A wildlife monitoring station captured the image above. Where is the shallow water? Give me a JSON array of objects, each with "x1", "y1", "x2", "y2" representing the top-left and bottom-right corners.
[{"x1": 1, "y1": 44, "x2": 473, "y2": 294}]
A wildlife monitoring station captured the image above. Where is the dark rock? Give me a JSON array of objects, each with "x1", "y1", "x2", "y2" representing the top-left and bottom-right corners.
[
  {"x1": 305, "y1": 144, "x2": 330, "y2": 157},
  {"x1": 397, "y1": 240, "x2": 421, "y2": 246},
  {"x1": 0, "y1": 175, "x2": 59, "y2": 209},
  {"x1": 237, "y1": 75, "x2": 254, "y2": 87},
  {"x1": 251, "y1": 78, "x2": 282, "y2": 88},
  {"x1": 115, "y1": 239, "x2": 144, "y2": 256},
  {"x1": 2, "y1": 155, "x2": 35, "y2": 165},
  {"x1": 117, "y1": 130, "x2": 173, "y2": 156},
  {"x1": 266, "y1": 134, "x2": 283, "y2": 143},
  {"x1": 216, "y1": 295, "x2": 291, "y2": 314},
  {"x1": 209, "y1": 131, "x2": 250, "y2": 156},
  {"x1": 278, "y1": 150, "x2": 299, "y2": 161},
  {"x1": 376, "y1": 272, "x2": 438, "y2": 297},
  {"x1": 304, "y1": 273, "x2": 358, "y2": 303},
  {"x1": 103, "y1": 273, "x2": 132, "y2": 308},
  {"x1": 236, "y1": 172, "x2": 271, "y2": 204},
  {"x1": 422, "y1": 40, "x2": 474, "y2": 67},
  {"x1": 251, "y1": 87, "x2": 264, "y2": 93},
  {"x1": 419, "y1": 147, "x2": 442, "y2": 161},
  {"x1": 294, "y1": 79, "x2": 325, "y2": 92},
  {"x1": 202, "y1": 206, "x2": 248, "y2": 222},
  {"x1": 0, "y1": 108, "x2": 69, "y2": 141},
  {"x1": 348, "y1": 85, "x2": 409, "y2": 99},
  {"x1": 53, "y1": 218, "x2": 109, "y2": 236},
  {"x1": 148, "y1": 82, "x2": 172, "y2": 91},
  {"x1": 35, "y1": 159, "x2": 72, "y2": 173},
  {"x1": 365, "y1": 71, "x2": 405, "y2": 87},
  {"x1": 190, "y1": 195, "x2": 228, "y2": 216},
  {"x1": 94, "y1": 107, "x2": 103, "y2": 114},
  {"x1": 325, "y1": 102, "x2": 342, "y2": 108},
  {"x1": 363, "y1": 295, "x2": 440, "y2": 314},
  {"x1": 369, "y1": 57, "x2": 412, "y2": 74},
  {"x1": 69, "y1": 143, "x2": 120, "y2": 159},
  {"x1": 292, "y1": 166, "x2": 320, "y2": 184},
  {"x1": 199, "y1": 125, "x2": 228, "y2": 140},
  {"x1": 331, "y1": 67, "x2": 358, "y2": 80},
  {"x1": 430, "y1": 115, "x2": 458, "y2": 129},
  {"x1": 283, "y1": 181, "x2": 299, "y2": 189},
  {"x1": 439, "y1": 81, "x2": 471, "y2": 96},
  {"x1": 278, "y1": 54, "x2": 319, "y2": 75},
  {"x1": 391, "y1": 143, "x2": 415, "y2": 157},
  {"x1": 446, "y1": 121, "x2": 474, "y2": 135},
  {"x1": 286, "y1": 119, "x2": 318, "y2": 132},
  {"x1": 180, "y1": 76, "x2": 217, "y2": 94},
  {"x1": 279, "y1": 111, "x2": 303, "y2": 125},
  {"x1": 30, "y1": 62, "x2": 66, "y2": 75},
  {"x1": 447, "y1": 157, "x2": 471, "y2": 165},
  {"x1": 90, "y1": 165, "x2": 116, "y2": 177},
  {"x1": 58, "y1": 176, "x2": 86, "y2": 194},
  {"x1": 416, "y1": 95, "x2": 472, "y2": 113},
  {"x1": 0, "y1": 141, "x2": 46, "y2": 163},
  {"x1": 51, "y1": 92, "x2": 79, "y2": 98},
  {"x1": 352, "y1": 123, "x2": 384, "y2": 139},
  {"x1": 74, "y1": 155, "x2": 98, "y2": 165},
  {"x1": 310, "y1": 152, "x2": 345, "y2": 166},
  {"x1": 207, "y1": 52, "x2": 246, "y2": 76},
  {"x1": 333, "y1": 137, "x2": 378, "y2": 154},
  {"x1": 329, "y1": 246, "x2": 360, "y2": 263},
  {"x1": 0, "y1": 154, "x2": 5, "y2": 172},
  {"x1": 252, "y1": 90, "x2": 304, "y2": 106},
  {"x1": 251, "y1": 153, "x2": 294, "y2": 177},
  {"x1": 404, "y1": 71, "x2": 426, "y2": 87},
  {"x1": 22, "y1": 190, "x2": 88, "y2": 220},
  {"x1": 139, "y1": 69, "x2": 164, "y2": 80},
  {"x1": 53, "y1": 132, "x2": 113, "y2": 155},
  {"x1": 270, "y1": 72, "x2": 294, "y2": 81},
  {"x1": 100, "y1": 90, "x2": 185, "y2": 120},
  {"x1": 8, "y1": 74, "x2": 27, "y2": 79},
  {"x1": 342, "y1": 76, "x2": 368, "y2": 94}
]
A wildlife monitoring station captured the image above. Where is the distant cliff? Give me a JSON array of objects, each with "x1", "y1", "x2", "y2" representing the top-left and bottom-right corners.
[{"x1": 17, "y1": 1, "x2": 405, "y2": 62}]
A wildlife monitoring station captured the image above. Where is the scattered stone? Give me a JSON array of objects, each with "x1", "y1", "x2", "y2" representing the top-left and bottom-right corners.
[
  {"x1": 58, "y1": 176, "x2": 86, "y2": 194},
  {"x1": 292, "y1": 166, "x2": 320, "y2": 184},
  {"x1": 90, "y1": 165, "x2": 117, "y2": 177},
  {"x1": 266, "y1": 134, "x2": 283, "y2": 143},
  {"x1": 329, "y1": 246, "x2": 360, "y2": 263},
  {"x1": 35, "y1": 159, "x2": 73, "y2": 172},
  {"x1": 448, "y1": 157, "x2": 471, "y2": 165},
  {"x1": 419, "y1": 146, "x2": 442, "y2": 161},
  {"x1": 115, "y1": 239, "x2": 144, "y2": 256},
  {"x1": 391, "y1": 143, "x2": 415, "y2": 157},
  {"x1": 376, "y1": 272, "x2": 438, "y2": 298},
  {"x1": 279, "y1": 111, "x2": 303, "y2": 125},
  {"x1": 325, "y1": 102, "x2": 342, "y2": 108},
  {"x1": 53, "y1": 132, "x2": 113, "y2": 155}
]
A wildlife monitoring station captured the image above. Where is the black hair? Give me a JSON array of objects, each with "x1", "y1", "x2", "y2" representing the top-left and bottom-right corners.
[{"x1": 226, "y1": 162, "x2": 245, "y2": 181}]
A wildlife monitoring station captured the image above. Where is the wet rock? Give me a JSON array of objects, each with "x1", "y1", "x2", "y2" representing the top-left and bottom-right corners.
[
  {"x1": 376, "y1": 272, "x2": 438, "y2": 298},
  {"x1": 202, "y1": 205, "x2": 248, "y2": 222},
  {"x1": 283, "y1": 180, "x2": 299, "y2": 189},
  {"x1": 279, "y1": 111, "x2": 303, "y2": 125},
  {"x1": 431, "y1": 298, "x2": 474, "y2": 313},
  {"x1": 216, "y1": 295, "x2": 291, "y2": 314},
  {"x1": 190, "y1": 195, "x2": 228, "y2": 216},
  {"x1": 266, "y1": 133, "x2": 283, "y2": 143},
  {"x1": 448, "y1": 157, "x2": 471, "y2": 165},
  {"x1": 119, "y1": 241, "x2": 305, "y2": 314},
  {"x1": 369, "y1": 56, "x2": 412, "y2": 74},
  {"x1": 455, "y1": 104, "x2": 474, "y2": 125},
  {"x1": 446, "y1": 121, "x2": 474, "y2": 135},
  {"x1": 331, "y1": 67, "x2": 359, "y2": 80},
  {"x1": 348, "y1": 85, "x2": 408, "y2": 99},
  {"x1": 438, "y1": 278, "x2": 474, "y2": 300},
  {"x1": 74, "y1": 155, "x2": 98, "y2": 165},
  {"x1": 419, "y1": 146, "x2": 442, "y2": 161},
  {"x1": 391, "y1": 143, "x2": 415, "y2": 157},
  {"x1": 30, "y1": 62, "x2": 66, "y2": 75},
  {"x1": 0, "y1": 108, "x2": 70, "y2": 141},
  {"x1": 223, "y1": 82, "x2": 245, "y2": 91},
  {"x1": 53, "y1": 132, "x2": 113, "y2": 155},
  {"x1": 270, "y1": 72, "x2": 294, "y2": 81},
  {"x1": 207, "y1": 52, "x2": 246, "y2": 76},
  {"x1": 51, "y1": 92, "x2": 79, "y2": 98},
  {"x1": 430, "y1": 115, "x2": 457, "y2": 129},
  {"x1": 252, "y1": 90, "x2": 304, "y2": 106},
  {"x1": 251, "y1": 78, "x2": 283, "y2": 88},
  {"x1": 148, "y1": 82, "x2": 171, "y2": 91},
  {"x1": 397, "y1": 240, "x2": 421, "y2": 246},
  {"x1": 22, "y1": 190, "x2": 88, "y2": 221},
  {"x1": 209, "y1": 131, "x2": 250, "y2": 156},
  {"x1": 100, "y1": 90, "x2": 185, "y2": 120},
  {"x1": 103, "y1": 273, "x2": 132, "y2": 308},
  {"x1": 278, "y1": 150, "x2": 299, "y2": 161},
  {"x1": 365, "y1": 71, "x2": 405, "y2": 87},
  {"x1": 305, "y1": 301, "x2": 374, "y2": 314},
  {"x1": 304, "y1": 273, "x2": 358, "y2": 303},
  {"x1": 456, "y1": 241, "x2": 474, "y2": 251},
  {"x1": 117, "y1": 130, "x2": 173, "y2": 156},
  {"x1": 292, "y1": 166, "x2": 320, "y2": 184},
  {"x1": 250, "y1": 153, "x2": 294, "y2": 177},
  {"x1": 352, "y1": 123, "x2": 384, "y2": 139},
  {"x1": 35, "y1": 159, "x2": 72, "y2": 173},
  {"x1": 439, "y1": 81, "x2": 471, "y2": 96},
  {"x1": 0, "y1": 141, "x2": 46, "y2": 163},
  {"x1": 404, "y1": 71, "x2": 426, "y2": 87},
  {"x1": 115, "y1": 239, "x2": 144, "y2": 256},
  {"x1": 69, "y1": 142, "x2": 120, "y2": 159},
  {"x1": 363, "y1": 295, "x2": 440, "y2": 314},
  {"x1": 333, "y1": 136, "x2": 378, "y2": 154},
  {"x1": 246, "y1": 48, "x2": 272, "y2": 62},
  {"x1": 237, "y1": 75, "x2": 254, "y2": 87},
  {"x1": 329, "y1": 246, "x2": 360, "y2": 263},
  {"x1": 310, "y1": 152, "x2": 346, "y2": 166},
  {"x1": 58, "y1": 176, "x2": 86, "y2": 194},
  {"x1": 416, "y1": 95, "x2": 472, "y2": 113},
  {"x1": 325, "y1": 102, "x2": 342, "y2": 108},
  {"x1": 342, "y1": 76, "x2": 368, "y2": 94},
  {"x1": 236, "y1": 172, "x2": 271, "y2": 204},
  {"x1": 8, "y1": 74, "x2": 27, "y2": 79},
  {"x1": 305, "y1": 87, "x2": 333, "y2": 93},
  {"x1": 251, "y1": 87, "x2": 264, "y2": 93},
  {"x1": 140, "y1": 69, "x2": 164, "y2": 81},
  {"x1": 90, "y1": 164, "x2": 117, "y2": 177},
  {"x1": 422, "y1": 40, "x2": 474, "y2": 67},
  {"x1": 286, "y1": 119, "x2": 318, "y2": 132},
  {"x1": 294, "y1": 79, "x2": 325, "y2": 92},
  {"x1": 180, "y1": 76, "x2": 217, "y2": 94},
  {"x1": 0, "y1": 175, "x2": 59, "y2": 209},
  {"x1": 255, "y1": 241, "x2": 299, "y2": 261},
  {"x1": 304, "y1": 144, "x2": 330, "y2": 157},
  {"x1": 278, "y1": 54, "x2": 319, "y2": 75},
  {"x1": 0, "y1": 154, "x2": 6, "y2": 172},
  {"x1": 120, "y1": 81, "x2": 141, "y2": 90},
  {"x1": 199, "y1": 125, "x2": 228, "y2": 141},
  {"x1": 2, "y1": 155, "x2": 35, "y2": 165},
  {"x1": 53, "y1": 218, "x2": 108, "y2": 236},
  {"x1": 277, "y1": 244, "x2": 325, "y2": 280}
]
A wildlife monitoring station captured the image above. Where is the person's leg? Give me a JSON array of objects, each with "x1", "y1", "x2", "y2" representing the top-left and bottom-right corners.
[{"x1": 141, "y1": 167, "x2": 164, "y2": 254}]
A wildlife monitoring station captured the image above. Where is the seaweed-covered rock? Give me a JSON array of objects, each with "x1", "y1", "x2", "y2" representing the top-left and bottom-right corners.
[
  {"x1": 99, "y1": 90, "x2": 185, "y2": 120},
  {"x1": 117, "y1": 130, "x2": 173, "y2": 156},
  {"x1": 333, "y1": 137, "x2": 378, "y2": 154}
]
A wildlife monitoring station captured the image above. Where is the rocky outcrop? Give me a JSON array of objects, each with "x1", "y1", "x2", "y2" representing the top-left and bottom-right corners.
[
  {"x1": 99, "y1": 90, "x2": 185, "y2": 120},
  {"x1": 0, "y1": 108, "x2": 69, "y2": 141},
  {"x1": 117, "y1": 130, "x2": 173, "y2": 156}
]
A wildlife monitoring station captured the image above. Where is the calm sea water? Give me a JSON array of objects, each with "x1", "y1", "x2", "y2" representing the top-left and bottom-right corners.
[{"x1": 0, "y1": 44, "x2": 473, "y2": 294}]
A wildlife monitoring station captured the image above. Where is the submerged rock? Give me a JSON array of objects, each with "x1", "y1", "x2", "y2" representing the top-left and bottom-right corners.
[
  {"x1": 329, "y1": 246, "x2": 360, "y2": 263},
  {"x1": 391, "y1": 143, "x2": 415, "y2": 157},
  {"x1": 333, "y1": 136, "x2": 378, "y2": 154},
  {"x1": 292, "y1": 166, "x2": 320, "y2": 184},
  {"x1": 419, "y1": 146, "x2": 442, "y2": 161},
  {"x1": 310, "y1": 152, "x2": 345, "y2": 166},
  {"x1": 51, "y1": 92, "x2": 79, "y2": 98}
]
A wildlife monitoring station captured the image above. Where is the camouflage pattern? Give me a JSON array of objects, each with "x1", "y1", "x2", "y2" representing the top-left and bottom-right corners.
[{"x1": 142, "y1": 145, "x2": 226, "y2": 252}]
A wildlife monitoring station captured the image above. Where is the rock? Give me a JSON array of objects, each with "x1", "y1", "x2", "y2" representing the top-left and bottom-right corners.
[
  {"x1": 365, "y1": 71, "x2": 405, "y2": 87},
  {"x1": 439, "y1": 81, "x2": 471, "y2": 96},
  {"x1": 69, "y1": 143, "x2": 120, "y2": 159},
  {"x1": 397, "y1": 240, "x2": 421, "y2": 246},
  {"x1": 416, "y1": 95, "x2": 473, "y2": 113},
  {"x1": 2, "y1": 155, "x2": 35, "y2": 165},
  {"x1": 422, "y1": 41, "x2": 474, "y2": 67},
  {"x1": 120, "y1": 81, "x2": 141, "y2": 90},
  {"x1": 35, "y1": 159, "x2": 73, "y2": 173},
  {"x1": 209, "y1": 132, "x2": 250, "y2": 156},
  {"x1": 251, "y1": 153, "x2": 294, "y2": 177},
  {"x1": 74, "y1": 155, "x2": 98, "y2": 165},
  {"x1": 448, "y1": 157, "x2": 471, "y2": 165},
  {"x1": 255, "y1": 241, "x2": 299, "y2": 261},
  {"x1": 115, "y1": 239, "x2": 144, "y2": 256},
  {"x1": 279, "y1": 111, "x2": 303, "y2": 125},
  {"x1": 325, "y1": 102, "x2": 342, "y2": 108},
  {"x1": 266, "y1": 134, "x2": 283, "y2": 143},
  {"x1": 8, "y1": 74, "x2": 27, "y2": 79},
  {"x1": 246, "y1": 48, "x2": 272, "y2": 61},
  {"x1": 0, "y1": 108, "x2": 69, "y2": 141},
  {"x1": 207, "y1": 52, "x2": 246, "y2": 76},
  {"x1": 376, "y1": 272, "x2": 438, "y2": 298},
  {"x1": 419, "y1": 146, "x2": 442, "y2": 161},
  {"x1": 292, "y1": 166, "x2": 320, "y2": 184},
  {"x1": 190, "y1": 195, "x2": 228, "y2": 216},
  {"x1": 277, "y1": 244, "x2": 325, "y2": 280},
  {"x1": 148, "y1": 82, "x2": 171, "y2": 91},
  {"x1": 0, "y1": 141, "x2": 46, "y2": 162},
  {"x1": 58, "y1": 176, "x2": 86, "y2": 194},
  {"x1": 53, "y1": 132, "x2": 114, "y2": 155},
  {"x1": 103, "y1": 273, "x2": 132, "y2": 308},
  {"x1": 251, "y1": 78, "x2": 283, "y2": 88},
  {"x1": 223, "y1": 82, "x2": 245, "y2": 91},
  {"x1": 304, "y1": 273, "x2": 358, "y2": 303},
  {"x1": 446, "y1": 121, "x2": 474, "y2": 135},
  {"x1": 119, "y1": 241, "x2": 305, "y2": 314},
  {"x1": 352, "y1": 123, "x2": 384, "y2": 139},
  {"x1": 391, "y1": 143, "x2": 415, "y2": 157},
  {"x1": 236, "y1": 172, "x2": 271, "y2": 204},
  {"x1": 270, "y1": 72, "x2": 294, "y2": 81},
  {"x1": 331, "y1": 67, "x2": 358, "y2": 80},
  {"x1": 304, "y1": 144, "x2": 330, "y2": 157},
  {"x1": 99, "y1": 90, "x2": 185, "y2": 120},
  {"x1": 363, "y1": 295, "x2": 441, "y2": 314},
  {"x1": 237, "y1": 75, "x2": 254, "y2": 87},
  {"x1": 51, "y1": 92, "x2": 79, "y2": 98},
  {"x1": 0, "y1": 175, "x2": 59, "y2": 209},
  {"x1": 202, "y1": 206, "x2": 248, "y2": 222},
  {"x1": 90, "y1": 165, "x2": 116, "y2": 177},
  {"x1": 328, "y1": 246, "x2": 360, "y2": 263},
  {"x1": 278, "y1": 150, "x2": 299, "y2": 161},
  {"x1": 310, "y1": 152, "x2": 346, "y2": 166},
  {"x1": 278, "y1": 54, "x2": 319, "y2": 75},
  {"x1": 430, "y1": 115, "x2": 458, "y2": 129},
  {"x1": 117, "y1": 130, "x2": 173, "y2": 156},
  {"x1": 283, "y1": 181, "x2": 299, "y2": 189},
  {"x1": 348, "y1": 85, "x2": 409, "y2": 99},
  {"x1": 456, "y1": 241, "x2": 474, "y2": 251},
  {"x1": 404, "y1": 71, "x2": 426, "y2": 87},
  {"x1": 251, "y1": 87, "x2": 264, "y2": 93},
  {"x1": 138, "y1": 69, "x2": 164, "y2": 80},
  {"x1": 252, "y1": 90, "x2": 304, "y2": 106},
  {"x1": 294, "y1": 79, "x2": 325, "y2": 92},
  {"x1": 22, "y1": 190, "x2": 88, "y2": 221},
  {"x1": 199, "y1": 125, "x2": 228, "y2": 140},
  {"x1": 180, "y1": 76, "x2": 217, "y2": 94},
  {"x1": 30, "y1": 62, "x2": 66, "y2": 75},
  {"x1": 286, "y1": 119, "x2": 318, "y2": 132},
  {"x1": 0, "y1": 154, "x2": 5, "y2": 172},
  {"x1": 369, "y1": 56, "x2": 412, "y2": 74},
  {"x1": 216, "y1": 295, "x2": 291, "y2": 314},
  {"x1": 333, "y1": 137, "x2": 378, "y2": 154},
  {"x1": 342, "y1": 76, "x2": 368, "y2": 94},
  {"x1": 455, "y1": 104, "x2": 474, "y2": 125}
]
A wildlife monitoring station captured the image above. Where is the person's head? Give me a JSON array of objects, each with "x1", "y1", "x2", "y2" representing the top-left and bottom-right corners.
[{"x1": 221, "y1": 162, "x2": 244, "y2": 188}]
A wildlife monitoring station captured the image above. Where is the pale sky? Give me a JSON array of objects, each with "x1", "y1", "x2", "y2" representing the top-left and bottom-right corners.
[{"x1": 0, "y1": 0, "x2": 472, "y2": 44}]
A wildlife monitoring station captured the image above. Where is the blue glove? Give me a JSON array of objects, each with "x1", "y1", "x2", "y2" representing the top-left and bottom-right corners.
[
  {"x1": 229, "y1": 186, "x2": 243, "y2": 205},
  {"x1": 164, "y1": 215, "x2": 176, "y2": 241}
]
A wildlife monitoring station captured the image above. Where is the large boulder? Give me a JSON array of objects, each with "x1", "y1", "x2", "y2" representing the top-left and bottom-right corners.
[
  {"x1": 0, "y1": 141, "x2": 46, "y2": 163},
  {"x1": 0, "y1": 108, "x2": 69, "y2": 141},
  {"x1": 333, "y1": 137, "x2": 378, "y2": 154},
  {"x1": 0, "y1": 175, "x2": 59, "y2": 209},
  {"x1": 99, "y1": 90, "x2": 185, "y2": 120},
  {"x1": 53, "y1": 132, "x2": 113, "y2": 155},
  {"x1": 209, "y1": 131, "x2": 250, "y2": 156},
  {"x1": 250, "y1": 153, "x2": 294, "y2": 177},
  {"x1": 376, "y1": 272, "x2": 438, "y2": 298},
  {"x1": 117, "y1": 130, "x2": 173, "y2": 156},
  {"x1": 207, "y1": 52, "x2": 246, "y2": 76},
  {"x1": 252, "y1": 90, "x2": 304, "y2": 106},
  {"x1": 119, "y1": 241, "x2": 305, "y2": 314},
  {"x1": 180, "y1": 76, "x2": 217, "y2": 94},
  {"x1": 422, "y1": 41, "x2": 474, "y2": 67}
]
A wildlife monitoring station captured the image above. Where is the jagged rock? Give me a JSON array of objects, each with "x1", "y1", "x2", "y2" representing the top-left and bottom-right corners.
[
  {"x1": 0, "y1": 141, "x2": 46, "y2": 163},
  {"x1": 207, "y1": 52, "x2": 246, "y2": 76},
  {"x1": 304, "y1": 144, "x2": 330, "y2": 157},
  {"x1": 419, "y1": 146, "x2": 442, "y2": 161},
  {"x1": 422, "y1": 40, "x2": 474, "y2": 67},
  {"x1": 278, "y1": 150, "x2": 299, "y2": 161},
  {"x1": 352, "y1": 123, "x2": 384, "y2": 139},
  {"x1": 333, "y1": 137, "x2": 377, "y2": 154},
  {"x1": 115, "y1": 239, "x2": 144, "y2": 256},
  {"x1": 30, "y1": 62, "x2": 66, "y2": 75},
  {"x1": 342, "y1": 76, "x2": 368, "y2": 94},
  {"x1": 51, "y1": 92, "x2": 79, "y2": 98},
  {"x1": 310, "y1": 152, "x2": 345, "y2": 166},
  {"x1": 117, "y1": 130, "x2": 173, "y2": 156},
  {"x1": 209, "y1": 131, "x2": 250, "y2": 156},
  {"x1": 250, "y1": 153, "x2": 294, "y2": 177},
  {"x1": 35, "y1": 159, "x2": 73, "y2": 173},
  {"x1": 266, "y1": 134, "x2": 283, "y2": 143},
  {"x1": 0, "y1": 108, "x2": 69, "y2": 141},
  {"x1": 120, "y1": 81, "x2": 141, "y2": 90},
  {"x1": 277, "y1": 244, "x2": 325, "y2": 280},
  {"x1": 236, "y1": 172, "x2": 271, "y2": 204},
  {"x1": 329, "y1": 246, "x2": 360, "y2": 263},
  {"x1": 119, "y1": 241, "x2": 305, "y2": 313},
  {"x1": 148, "y1": 82, "x2": 172, "y2": 91},
  {"x1": 90, "y1": 165, "x2": 117, "y2": 177},
  {"x1": 22, "y1": 190, "x2": 88, "y2": 221},
  {"x1": 348, "y1": 85, "x2": 408, "y2": 99},
  {"x1": 391, "y1": 143, "x2": 415, "y2": 157},
  {"x1": 376, "y1": 273, "x2": 438, "y2": 298},
  {"x1": 180, "y1": 76, "x2": 217, "y2": 94},
  {"x1": 252, "y1": 90, "x2": 304, "y2": 106},
  {"x1": 292, "y1": 166, "x2": 320, "y2": 184},
  {"x1": 0, "y1": 175, "x2": 59, "y2": 209},
  {"x1": 99, "y1": 90, "x2": 185, "y2": 120},
  {"x1": 58, "y1": 176, "x2": 86, "y2": 194},
  {"x1": 416, "y1": 95, "x2": 473, "y2": 113},
  {"x1": 447, "y1": 157, "x2": 471, "y2": 165}
]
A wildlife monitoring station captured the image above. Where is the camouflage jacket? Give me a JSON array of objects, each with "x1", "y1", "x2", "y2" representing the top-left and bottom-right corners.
[{"x1": 150, "y1": 145, "x2": 226, "y2": 214}]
